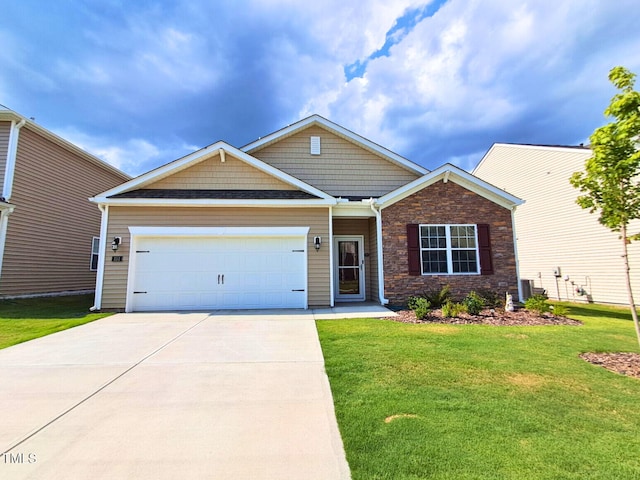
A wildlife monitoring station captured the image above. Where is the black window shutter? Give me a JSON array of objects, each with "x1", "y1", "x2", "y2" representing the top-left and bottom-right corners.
[
  {"x1": 407, "y1": 224, "x2": 421, "y2": 276},
  {"x1": 477, "y1": 224, "x2": 494, "y2": 275}
]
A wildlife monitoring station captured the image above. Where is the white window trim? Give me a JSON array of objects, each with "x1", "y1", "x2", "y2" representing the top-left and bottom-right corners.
[
  {"x1": 90, "y1": 236, "x2": 100, "y2": 271},
  {"x1": 419, "y1": 224, "x2": 480, "y2": 275}
]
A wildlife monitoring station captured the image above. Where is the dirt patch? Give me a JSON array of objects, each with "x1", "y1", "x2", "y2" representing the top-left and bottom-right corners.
[
  {"x1": 386, "y1": 308, "x2": 582, "y2": 327},
  {"x1": 580, "y1": 352, "x2": 640, "y2": 379},
  {"x1": 384, "y1": 414, "x2": 421, "y2": 423}
]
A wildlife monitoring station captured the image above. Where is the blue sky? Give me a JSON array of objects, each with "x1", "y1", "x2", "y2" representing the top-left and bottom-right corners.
[{"x1": 1, "y1": 0, "x2": 639, "y2": 176}]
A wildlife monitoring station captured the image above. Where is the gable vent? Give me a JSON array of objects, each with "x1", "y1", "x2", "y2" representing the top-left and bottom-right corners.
[{"x1": 310, "y1": 136, "x2": 321, "y2": 155}]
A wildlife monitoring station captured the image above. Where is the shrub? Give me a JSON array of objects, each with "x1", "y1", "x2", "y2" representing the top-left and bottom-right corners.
[
  {"x1": 442, "y1": 300, "x2": 467, "y2": 318},
  {"x1": 423, "y1": 285, "x2": 451, "y2": 309},
  {"x1": 463, "y1": 291, "x2": 484, "y2": 315},
  {"x1": 414, "y1": 298, "x2": 431, "y2": 319},
  {"x1": 525, "y1": 294, "x2": 550, "y2": 315},
  {"x1": 550, "y1": 304, "x2": 568, "y2": 317}
]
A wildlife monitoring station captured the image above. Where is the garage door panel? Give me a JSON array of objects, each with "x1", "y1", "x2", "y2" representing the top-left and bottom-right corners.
[{"x1": 129, "y1": 236, "x2": 306, "y2": 311}]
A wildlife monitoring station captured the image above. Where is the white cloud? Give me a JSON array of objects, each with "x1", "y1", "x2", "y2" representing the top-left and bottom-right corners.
[{"x1": 51, "y1": 127, "x2": 198, "y2": 176}]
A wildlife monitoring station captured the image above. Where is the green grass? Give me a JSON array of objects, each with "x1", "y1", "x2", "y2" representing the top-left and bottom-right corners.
[
  {"x1": 0, "y1": 294, "x2": 111, "y2": 350},
  {"x1": 317, "y1": 303, "x2": 640, "y2": 480}
]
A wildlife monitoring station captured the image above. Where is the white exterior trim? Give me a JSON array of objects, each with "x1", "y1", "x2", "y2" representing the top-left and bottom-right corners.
[
  {"x1": 333, "y1": 235, "x2": 366, "y2": 302},
  {"x1": 89, "y1": 198, "x2": 335, "y2": 207},
  {"x1": 328, "y1": 206, "x2": 335, "y2": 307},
  {"x1": 91, "y1": 143, "x2": 335, "y2": 204},
  {"x1": 92, "y1": 204, "x2": 109, "y2": 310},
  {"x1": 511, "y1": 207, "x2": 524, "y2": 302},
  {"x1": 127, "y1": 226, "x2": 310, "y2": 238},
  {"x1": 3, "y1": 119, "x2": 26, "y2": 201},
  {"x1": 369, "y1": 201, "x2": 388, "y2": 305},
  {"x1": 377, "y1": 164, "x2": 523, "y2": 210},
  {"x1": 241, "y1": 115, "x2": 429, "y2": 175},
  {"x1": 124, "y1": 226, "x2": 310, "y2": 313},
  {"x1": 418, "y1": 224, "x2": 481, "y2": 275}
]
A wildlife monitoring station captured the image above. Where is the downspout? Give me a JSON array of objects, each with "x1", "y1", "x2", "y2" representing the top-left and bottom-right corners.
[
  {"x1": 511, "y1": 205, "x2": 523, "y2": 303},
  {"x1": 369, "y1": 199, "x2": 389, "y2": 305},
  {"x1": 90, "y1": 204, "x2": 109, "y2": 311},
  {"x1": 0, "y1": 206, "x2": 16, "y2": 281},
  {"x1": 3, "y1": 119, "x2": 27, "y2": 202}
]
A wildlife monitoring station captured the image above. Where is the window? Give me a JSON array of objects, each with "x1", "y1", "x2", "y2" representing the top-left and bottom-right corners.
[
  {"x1": 90, "y1": 237, "x2": 100, "y2": 271},
  {"x1": 419, "y1": 224, "x2": 479, "y2": 274}
]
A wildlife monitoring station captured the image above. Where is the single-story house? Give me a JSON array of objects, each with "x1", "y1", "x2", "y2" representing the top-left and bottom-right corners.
[
  {"x1": 90, "y1": 116, "x2": 523, "y2": 312},
  {"x1": 0, "y1": 106, "x2": 130, "y2": 298},
  {"x1": 473, "y1": 142, "x2": 640, "y2": 305}
]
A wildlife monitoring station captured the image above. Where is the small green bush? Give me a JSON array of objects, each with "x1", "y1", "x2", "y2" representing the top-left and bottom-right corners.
[
  {"x1": 407, "y1": 296, "x2": 431, "y2": 319},
  {"x1": 550, "y1": 304, "x2": 568, "y2": 317},
  {"x1": 463, "y1": 291, "x2": 484, "y2": 315},
  {"x1": 442, "y1": 300, "x2": 467, "y2": 318},
  {"x1": 423, "y1": 285, "x2": 451, "y2": 309},
  {"x1": 525, "y1": 294, "x2": 550, "y2": 315}
]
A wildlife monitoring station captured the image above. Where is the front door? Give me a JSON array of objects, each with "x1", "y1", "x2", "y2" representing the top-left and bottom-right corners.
[{"x1": 334, "y1": 236, "x2": 365, "y2": 301}]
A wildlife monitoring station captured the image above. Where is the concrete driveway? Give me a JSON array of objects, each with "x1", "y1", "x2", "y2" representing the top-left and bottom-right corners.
[{"x1": 0, "y1": 310, "x2": 363, "y2": 479}]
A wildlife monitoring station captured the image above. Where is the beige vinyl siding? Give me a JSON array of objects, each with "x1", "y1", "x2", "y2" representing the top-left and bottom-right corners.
[
  {"x1": 474, "y1": 144, "x2": 640, "y2": 305},
  {"x1": 102, "y1": 206, "x2": 331, "y2": 309},
  {"x1": 332, "y1": 218, "x2": 377, "y2": 301},
  {"x1": 148, "y1": 152, "x2": 296, "y2": 190},
  {"x1": 0, "y1": 121, "x2": 11, "y2": 191},
  {"x1": 0, "y1": 127, "x2": 128, "y2": 296},
  {"x1": 250, "y1": 125, "x2": 420, "y2": 197}
]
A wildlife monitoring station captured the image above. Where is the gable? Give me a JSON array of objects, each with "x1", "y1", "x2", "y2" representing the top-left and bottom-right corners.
[
  {"x1": 248, "y1": 124, "x2": 420, "y2": 197},
  {"x1": 146, "y1": 150, "x2": 296, "y2": 191}
]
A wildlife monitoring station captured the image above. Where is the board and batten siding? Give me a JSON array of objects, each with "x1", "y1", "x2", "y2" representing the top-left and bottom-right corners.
[
  {"x1": 0, "y1": 127, "x2": 128, "y2": 296},
  {"x1": 474, "y1": 144, "x2": 640, "y2": 305},
  {"x1": 147, "y1": 152, "x2": 296, "y2": 190},
  {"x1": 0, "y1": 121, "x2": 11, "y2": 191},
  {"x1": 249, "y1": 125, "x2": 420, "y2": 197},
  {"x1": 101, "y1": 206, "x2": 331, "y2": 310}
]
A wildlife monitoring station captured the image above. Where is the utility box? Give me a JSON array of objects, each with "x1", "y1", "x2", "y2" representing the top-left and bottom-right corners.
[{"x1": 553, "y1": 267, "x2": 561, "y2": 278}]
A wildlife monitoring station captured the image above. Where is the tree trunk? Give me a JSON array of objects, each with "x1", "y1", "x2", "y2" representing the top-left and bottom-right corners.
[{"x1": 621, "y1": 224, "x2": 640, "y2": 349}]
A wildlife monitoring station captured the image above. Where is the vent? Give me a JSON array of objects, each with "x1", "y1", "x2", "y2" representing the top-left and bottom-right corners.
[{"x1": 310, "y1": 136, "x2": 321, "y2": 155}]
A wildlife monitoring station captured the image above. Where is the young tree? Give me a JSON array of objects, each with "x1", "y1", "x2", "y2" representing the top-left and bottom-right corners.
[{"x1": 571, "y1": 66, "x2": 640, "y2": 347}]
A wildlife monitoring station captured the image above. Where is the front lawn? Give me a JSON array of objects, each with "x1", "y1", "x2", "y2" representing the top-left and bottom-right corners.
[
  {"x1": 0, "y1": 294, "x2": 111, "y2": 350},
  {"x1": 317, "y1": 303, "x2": 640, "y2": 479}
]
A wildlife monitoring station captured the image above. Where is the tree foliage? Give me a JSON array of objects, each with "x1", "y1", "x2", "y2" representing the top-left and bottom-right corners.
[
  {"x1": 570, "y1": 66, "x2": 640, "y2": 347},
  {"x1": 571, "y1": 67, "x2": 640, "y2": 234}
]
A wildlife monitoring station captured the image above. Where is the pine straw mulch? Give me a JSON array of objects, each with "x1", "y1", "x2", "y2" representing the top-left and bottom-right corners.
[
  {"x1": 386, "y1": 308, "x2": 640, "y2": 380},
  {"x1": 386, "y1": 307, "x2": 583, "y2": 326}
]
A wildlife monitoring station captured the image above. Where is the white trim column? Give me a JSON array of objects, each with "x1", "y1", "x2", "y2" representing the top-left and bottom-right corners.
[
  {"x1": 3, "y1": 119, "x2": 26, "y2": 202},
  {"x1": 92, "y1": 204, "x2": 109, "y2": 310}
]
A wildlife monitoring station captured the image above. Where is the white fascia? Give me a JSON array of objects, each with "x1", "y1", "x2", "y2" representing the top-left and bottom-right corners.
[
  {"x1": 3, "y1": 119, "x2": 26, "y2": 201},
  {"x1": 92, "y1": 142, "x2": 334, "y2": 203},
  {"x1": 88, "y1": 198, "x2": 336, "y2": 207},
  {"x1": 332, "y1": 199, "x2": 377, "y2": 217},
  {"x1": 90, "y1": 204, "x2": 109, "y2": 310},
  {"x1": 377, "y1": 164, "x2": 523, "y2": 210}
]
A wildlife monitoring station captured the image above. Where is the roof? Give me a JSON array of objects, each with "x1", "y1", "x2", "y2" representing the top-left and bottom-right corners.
[
  {"x1": 109, "y1": 189, "x2": 321, "y2": 200},
  {"x1": 241, "y1": 114, "x2": 429, "y2": 176},
  {"x1": 0, "y1": 107, "x2": 130, "y2": 181}
]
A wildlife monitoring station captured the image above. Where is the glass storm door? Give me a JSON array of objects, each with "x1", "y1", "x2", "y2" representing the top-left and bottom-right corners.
[{"x1": 334, "y1": 236, "x2": 365, "y2": 301}]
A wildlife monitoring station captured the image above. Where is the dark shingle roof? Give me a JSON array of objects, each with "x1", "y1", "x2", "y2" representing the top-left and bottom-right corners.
[{"x1": 108, "y1": 189, "x2": 321, "y2": 200}]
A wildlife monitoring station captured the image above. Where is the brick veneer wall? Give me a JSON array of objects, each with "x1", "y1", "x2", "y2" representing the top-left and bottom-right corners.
[{"x1": 382, "y1": 180, "x2": 518, "y2": 305}]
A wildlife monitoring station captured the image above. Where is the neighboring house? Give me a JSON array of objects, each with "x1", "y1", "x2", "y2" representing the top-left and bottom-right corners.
[
  {"x1": 474, "y1": 143, "x2": 640, "y2": 305},
  {"x1": 0, "y1": 107, "x2": 130, "y2": 298},
  {"x1": 90, "y1": 116, "x2": 522, "y2": 312}
]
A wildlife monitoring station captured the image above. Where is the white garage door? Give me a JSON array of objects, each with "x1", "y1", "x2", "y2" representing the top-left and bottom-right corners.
[{"x1": 128, "y1": 234, "x2": 307, "y2": 311}]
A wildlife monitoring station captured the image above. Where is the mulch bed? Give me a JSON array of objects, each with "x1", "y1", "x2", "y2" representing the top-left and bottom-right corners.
[
  {"x1": 386, "y1": 308, "x2": 640, "y2": 380},
  {"x1": 386, "y1": 308, "x2": 582, "y2": 326},
  {"x1": 580, "y1": 352, "x2": 640, "y2": 379}
]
